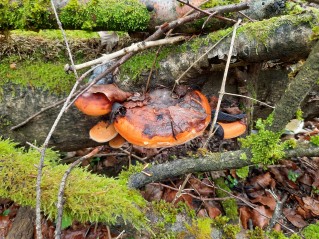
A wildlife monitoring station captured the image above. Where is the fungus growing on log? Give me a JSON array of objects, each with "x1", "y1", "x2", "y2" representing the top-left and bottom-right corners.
[
  {"x1": 216, "y1": 121, "x2": 247, "y2": 139},
  {"x1": 74, "y1": 84, "x2": 132, "y2": 116},
  {"x1": 113, "y1": 88, "x2": 211, "y2": 148},
  {"x1": 109, "y1": 134, "x2": 126, "y2": 148},
  {"x1": 89, "y1": 121, "x2": 118, "y2": 143}
]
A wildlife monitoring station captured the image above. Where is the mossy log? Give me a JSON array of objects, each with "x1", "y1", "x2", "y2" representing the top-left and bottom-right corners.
[
  {"x1": 1, "y1": 13, "x2": 319, "y2": 152},
  {"x1": 0, "y1": 0, "x2": 284, "y2": 32},
  {"x1": 119, "y1": 12, "x2": 319, "y2": 91}
]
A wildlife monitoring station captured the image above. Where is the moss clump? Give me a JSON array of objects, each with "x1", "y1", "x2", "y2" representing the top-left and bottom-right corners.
[
  {"x1": 310, "y1": 135, "x2": 319, "y2": 146},
  {"x1": 303, "y1": 222, "x2": 319, "y2": 239},
  {"x1": 236, "y1": 13, "x2": 319, "y2": 48},
  {"x1": 0, "y1": 59, "x2": 76, "y2": 94},
  {"x1": 201, "y1": 0, "x2": 240, "y2": 9},
  {"x1": 214, "y1": 178, "x2": 238, "y2": 221},
  {"x1": 11, "y1": 29, "x2": 100, "y2": 40},
  {"x1": 268, "y1": 230, "x2": 301, "y2": 239},
  {"x1": 186, "y1": 217, "x2": 213, "y2": 239},
  {"x1": 236, "y1": 166, "x2": 250, "y2": 179},
  {"x1": 0, "y1": 138, "x2": 149, "y2": 230},
  {"x1": 295, "y1": 108, "x2": 303, "y2": 121},
  {"x1": 0, "y1": 0, "x2": 150, "y2": 31},
  {"x1": 59, "y1": 0, "x2": 150, "y2": 31},
  {"x1": 246, "y1": 227, "x2": 265, "y2": 239},
  {"x1": 120, "y1": 46, "x2": 180, "y2": 81},
  {"x1": 239, "y1": 115, "x2": 287, "y2": 166}
]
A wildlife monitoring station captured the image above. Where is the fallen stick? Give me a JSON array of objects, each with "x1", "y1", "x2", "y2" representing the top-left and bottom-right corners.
[{"x1": 65, "y1": 36, "x2": 186, "y2": 71}]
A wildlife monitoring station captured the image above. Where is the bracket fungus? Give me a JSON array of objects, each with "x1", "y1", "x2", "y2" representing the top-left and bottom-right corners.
[
  {"x1": 74, "y1": 84, "x2": 132, "y2": 116},
  {"x1": 216, "y1": 121, "x2": 247, "y2": 139},
  {"x1": 113, "y1": 88, "x2": 211, "y2": 148},
  {"x1": 89, "y1": 121, "x2": 118, "y2": 143}
]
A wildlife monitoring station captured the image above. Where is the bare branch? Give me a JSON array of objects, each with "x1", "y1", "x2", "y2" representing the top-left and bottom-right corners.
[{"x1": 66, "y1": 36, "x2": 186, "y2": 71}]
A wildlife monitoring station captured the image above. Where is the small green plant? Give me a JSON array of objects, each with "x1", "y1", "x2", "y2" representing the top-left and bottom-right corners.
[
  {"x1": 226, "y1": 175, "x2": 238, "y2": 188},
  {"x1": 239, "y1": 115, "x2": 286, "y2": 166},
  {"x1": 295, "y1": 108, "x2": 303, "y2": 121},
  {"x1": 186, "y1": 217, "x2": 213, "y2": 239},
  {"x1": 287, "y1": 170, "x2": 300, "y2": 182},
  {"x1": 236, "y1": 166, "x2": 250, "y2": 179},
  {"x1": 310, "y1": 135, "x2": 319, "y2": 146}
]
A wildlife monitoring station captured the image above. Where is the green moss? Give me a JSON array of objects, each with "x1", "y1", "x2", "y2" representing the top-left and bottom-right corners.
[
  {"x1": 295, "y1": 108, "x2": 303, "y2": 121},
  {"x1": 246, "y1": 227, "x2": 266, "y2": 239},
  {"x1": 11, "y1": 29, "x2": 100, "y2": 40},
  {"x1": 186, "y1": 217, "x2": 213, "y2": 239},
  {"x1": 0, "y1": 0, "x2": 53, "y2": 30},
  {"x1": 303, "y1": 221, "x2": 319, "y2": 239},
  {"x1": 121, "y1": 46, "x2": 179, "y2": 81},
  {"x1": 223, "y1": 224, "x2": 241, "y2": 239},
  {"x1": 0, "y1": 0, "x2": 150, "y2": 31},
  {"x1": 268, "y1": 231, "x2": 301, "y2": 239},
  {"x1": 310, "y1": 135, "x2": 319, "y2": 146},
  {"x1": 214, "y1": 178, "x2": 238, "y2": 221},
  {"x1": 59, "y1": 0, "x2": 150, "y2": 31},
  {"x1": 239, "y1": 115, "x2": 286, "y2": 166},
  {"x1": 236, "y1": 13, "x2": 319, "y2": 48},
  {"x1": 236, "y1": 166, "x2": 249, "y2": 179},
  {"x1": 0, "y1": 59, "x2": 75, "y2": 94},
  {"x1": 201, "y1": 0, "x2": 240, "y2": 9},
  {"x1": 0, "y1": 138, "x2": 149, "y2": 230}
]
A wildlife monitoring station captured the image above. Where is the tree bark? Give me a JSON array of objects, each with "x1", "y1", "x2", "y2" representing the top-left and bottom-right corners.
[{"x1": 6, "y1": 206, "x2": 35, "y2": 239}]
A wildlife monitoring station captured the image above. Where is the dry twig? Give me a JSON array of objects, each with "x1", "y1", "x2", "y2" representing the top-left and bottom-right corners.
[
  {"x1": 55, "y1": 146, "x2": 103, "y2": 239},
  {"x1": 203, "y1": 19, "x2": 242, "y2": 148},
  {"x1": 35, "y1": 1, "x2": 81, "y2": 238}
]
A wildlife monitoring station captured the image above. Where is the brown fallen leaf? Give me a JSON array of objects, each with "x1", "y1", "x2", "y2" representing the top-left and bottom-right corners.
[
  {"x1": 251, "y1": 206, "x2": 272, "y2": 229},
  {"x1": 239, "y1": 207, "x2": 252, "y2": 229},
  {"x1": 142, "y1": 184, "x2": 163, "y2": 202},
  {"x1": 0, "y1": 215, "x2": 11, "y2": 238},
  {"x1": 189, "y1": 178, "x2": 214, "y2": 197},
  {"x1": 302, "y1": 196, "x2": 319, "y2": 216},
  {"x1": 251, "y1": 191, "x2": 277, "y2": 210},
  {"x1": 296, "y1": 206, "x2": 313, "y2": 219},
  {"x1": 249, "y1": 172, "x2": 275, "y2": 190},
  {"x1": 283, "y1": 208, "x2": 308, "y2": 228},
  {"x1": 88, "y1": 84, "x2": 132, "y2": 103}
]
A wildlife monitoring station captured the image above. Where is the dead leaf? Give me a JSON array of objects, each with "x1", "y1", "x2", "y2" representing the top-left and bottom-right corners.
[
  {"x1": 0, "y1": 215, "x2": 11, "y2": 237},
  {"x1": 207, "y1": 206, "x2": 222, "y2": 219},
  {"x1": 251, "y1": 206, "x2": 272, "y2": 229},
  {"x1": 239, "y1": 207, "x2": 252, "y2": 229},
  {"x1": 249, "y1": 172, "x2": 275, "y2": 190},
  {"x1": 189, "y1": 178, "x2": 214, "y2": 196},
  {"x1": 88, "y1": 84, "x2": 132, "y2": 102},
  {"x1": 251, "y1": 191, "x2": 276, "y2": 210},
  {"x1": 283, "y1": 208, "x2": 308, "y2": 228},
  {"x1": 296, "y1": 206, "x2": 312, "y2": 219},
  {"x1": 142, "y1": 184, "x2": 163, "y2": 201},
  {"x1": 302, "y1": 197, "x2": 319, "y2": 216}
]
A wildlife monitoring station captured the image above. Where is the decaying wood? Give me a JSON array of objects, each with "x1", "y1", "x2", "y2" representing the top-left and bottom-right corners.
[
  {"x1": 128, "y1": 143, "x2": 319, "y2": 189},
  {"x1": 6, "y1": 206, "x2": 35, "y2": 239}
]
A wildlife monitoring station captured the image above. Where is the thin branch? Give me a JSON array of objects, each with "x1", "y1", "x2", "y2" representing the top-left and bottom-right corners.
[
  {"x1": 176, "y1": 0, "x2": 214, "y2": 17},
  {"x1": 35, "y1": 1, "x2": 80, "y2": 238},
  {"x1": 223, "y1": 92, "x2": 275, "y2": 108},
  {"x1": 203, "y1": 19, "x2": 242, "y2": 148},
  {"x1": 66, "y1": 36, "x2": 186, "y2": 71},
  {"x1": 55, "y1": 146, "x2": 103, "y2": 239}
]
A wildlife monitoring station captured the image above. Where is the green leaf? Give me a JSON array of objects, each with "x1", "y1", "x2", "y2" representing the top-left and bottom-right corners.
[{"x1": 61, "y1": 214, "x2": 73, "y2": 230}]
